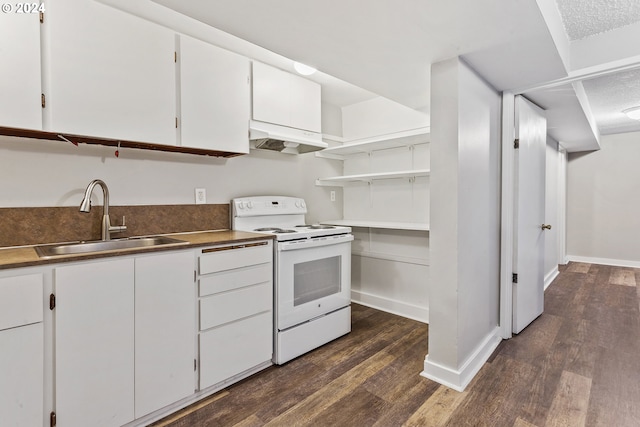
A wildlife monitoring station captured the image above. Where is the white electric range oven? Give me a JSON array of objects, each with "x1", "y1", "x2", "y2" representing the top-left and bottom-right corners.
[{"x1": 231, "y1": 196, "x2": 353, "y2": 364}]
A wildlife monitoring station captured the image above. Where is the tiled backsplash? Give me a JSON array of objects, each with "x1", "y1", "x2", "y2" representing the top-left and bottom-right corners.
[{"x1": 0, "y1": 204, "x2": 229, "y2": 247}]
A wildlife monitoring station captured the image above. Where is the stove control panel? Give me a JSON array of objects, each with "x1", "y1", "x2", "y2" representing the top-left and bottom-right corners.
[{"x1": 232, "y1": 196, "x2": 307, "y2": 217}]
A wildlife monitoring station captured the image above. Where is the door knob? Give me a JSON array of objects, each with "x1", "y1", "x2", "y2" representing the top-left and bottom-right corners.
[{"x1": 541, "y1": 224, "x2": 552, "y2": 230}]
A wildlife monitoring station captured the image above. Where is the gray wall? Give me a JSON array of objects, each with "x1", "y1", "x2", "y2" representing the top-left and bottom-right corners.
[
  {"x1": 425, "y1": 57, "x2": 501, "y2": 389},
  {"x1": 567, "y1": 131, "x2": 640, "y2": 265}
]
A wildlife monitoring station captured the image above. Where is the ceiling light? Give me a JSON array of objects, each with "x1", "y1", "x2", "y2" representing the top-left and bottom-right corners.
[
  {"x1": 623, "y1": 106, "x2": 640, "y2": 121},
  {"x1": 293, "y1": 62, "x2": 317, "y2": 76}
]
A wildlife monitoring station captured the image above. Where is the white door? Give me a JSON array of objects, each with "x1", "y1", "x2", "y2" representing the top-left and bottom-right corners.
[
  {"x1": 55, "y1": 259, "x2": 135, "y2": 427},
  {"x1": 0, "y1": 12, "x2": 41, "y2": 129},
  {"x1": 134, "y1": 251, "x2": 195, "y2": 418},
  {"x1": 512, "y1": 95, "x2": 547, "y2": 334},
  {"x1": 0, "y1": 323, "x2": 43, "y2": 427},
  {"x1": 179, "y1": 35, "x2": 250, "y2": 153},
  {"x1": 44, "y1": 0, "x2": 175, "y2": 144}
]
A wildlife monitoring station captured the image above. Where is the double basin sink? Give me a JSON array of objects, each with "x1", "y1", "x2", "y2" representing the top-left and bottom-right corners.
[{"x1": 35, "y1": 236, "x2": 189, "y2": 259}]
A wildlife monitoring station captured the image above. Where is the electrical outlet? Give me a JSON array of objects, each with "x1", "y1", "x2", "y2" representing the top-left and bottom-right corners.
[
  {"x1": 330, "y1": 191, "x2": 336, "y2": 202},
  {"x1": 195, "y1": 188, "x2": 206, "y2": 205}
]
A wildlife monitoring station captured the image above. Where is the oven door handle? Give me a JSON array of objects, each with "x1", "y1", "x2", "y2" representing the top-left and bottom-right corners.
[{"x1": 278, "y1": 234, "x2": 354, "y2": 251}]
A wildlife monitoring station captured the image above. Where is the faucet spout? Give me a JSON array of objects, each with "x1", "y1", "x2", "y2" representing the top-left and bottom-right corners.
[
  {"x1": 80, "y1": 179, "x2": 109, "y2": 215},
  {"x1": 79, "y1": 179, "x2": 125, "y2": 240}
]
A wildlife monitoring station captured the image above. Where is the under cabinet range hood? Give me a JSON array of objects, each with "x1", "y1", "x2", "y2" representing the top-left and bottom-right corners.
[{"x1": 249, "y1": 120, "x2": 327, "y2": 154}]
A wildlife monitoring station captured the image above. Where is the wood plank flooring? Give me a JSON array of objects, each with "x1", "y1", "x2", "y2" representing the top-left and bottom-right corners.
[{"x1": 152, "y1": 262, "x2": 640, "y2": 427}]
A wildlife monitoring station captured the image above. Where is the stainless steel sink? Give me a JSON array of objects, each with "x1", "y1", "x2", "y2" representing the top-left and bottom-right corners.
[{"x1": 35, "y1": 236, "x2": 189, "y2": 259}]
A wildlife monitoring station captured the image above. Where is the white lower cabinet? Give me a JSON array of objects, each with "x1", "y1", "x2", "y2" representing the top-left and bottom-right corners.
[
  {"x1": 2, "y1": 241, "x2": 274, "y2": 427},
  {"x1": 54, "y1": 258, "x2": 136, "y2": 427},
  {"x1": 53, "y1": 251, "x2": 195, "y2": 427},
  {"x1": 134, "y1": 251, "x2": 195, "y2": 418},
  {"x1": 197, "y1": 241, "x2": 273, "y2": 390},
  {"x1": 199, "y1": 312, "x2": 272, "y2": 388},
  {"x1": 0, "y1": 273, "x2": 44, "y2": 427}
]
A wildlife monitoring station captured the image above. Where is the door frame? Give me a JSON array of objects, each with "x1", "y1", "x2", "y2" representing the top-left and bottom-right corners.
[
  {"x1": 499, "y1": 91, "x2": 516, "y2": 339},
  {"x1": 500, "y1": 93, "x2": 568, "y2": 339}
]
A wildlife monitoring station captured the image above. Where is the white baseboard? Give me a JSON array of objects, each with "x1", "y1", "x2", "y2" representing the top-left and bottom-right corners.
[
  {"x1": 351, "y1": 290, "x2": 428, "y2": 323},
  {"x1": 421, "y1": 327, "x2": 501, "y2": 392},
  {"x1": 567, "y1": 255, "x2": 640, "y2": 269},
  {"x1": 123, "y1": 360, "x2": 272, "y2": 427},
  {"x1": 544, "y1": 266, "x2": 559, "y2": 290}
]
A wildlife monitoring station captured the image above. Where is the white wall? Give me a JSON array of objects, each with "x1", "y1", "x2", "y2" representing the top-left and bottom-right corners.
[
  {"x1": 0, "y1": 135, "x2": 342, "y2": 225},
  {"x1": 321, "y1": 102, "x2": 343, "y2": 138},
  {"x1": 423, "y1": 57, "x2": 502, "y2": 391},
  {"x1": 338, "y1": 96, "x2": 431, "y2": 322},
  {"x1": 567, "y1": 131, "x2": 640, "y2": 266},
  {"x1": 341, "y1": 97, "x2": 429, "y2": 140}
]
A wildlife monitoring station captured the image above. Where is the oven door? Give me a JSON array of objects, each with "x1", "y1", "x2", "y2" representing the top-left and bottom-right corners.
[{"x1": 275, "y1": 234, "x2": 353, "y2": 330}]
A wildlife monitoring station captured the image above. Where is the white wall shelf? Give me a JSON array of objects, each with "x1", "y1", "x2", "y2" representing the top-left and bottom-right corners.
[
  {"x1": 316, "y1": 169, "x2": 430, "y2": 186},
  {"x1": 321, "y1": 219, "x2": 429, "y2": 232},
  {"x1": 316, "y1": 127, "x2": 430, "y2": 160}
]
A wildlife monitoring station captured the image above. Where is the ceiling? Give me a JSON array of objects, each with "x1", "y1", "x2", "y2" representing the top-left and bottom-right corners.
[{"x1": 148, "y1": 0, "x2": 640, "y2": 151}]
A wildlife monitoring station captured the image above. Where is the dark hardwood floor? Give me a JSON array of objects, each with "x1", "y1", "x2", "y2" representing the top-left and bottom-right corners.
[{"x1": 153, "y1": 262, "x2": 640, "y2": 427}]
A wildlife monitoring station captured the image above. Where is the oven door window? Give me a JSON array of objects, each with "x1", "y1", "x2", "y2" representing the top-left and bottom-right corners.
[{"x1": 294, "y1": 256, "x2": 341, "y2": 306}]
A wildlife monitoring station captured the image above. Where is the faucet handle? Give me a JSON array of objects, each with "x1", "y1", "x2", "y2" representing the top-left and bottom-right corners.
[{"x1": 109, "y1": 216, "x2": 127, "y2": 234}]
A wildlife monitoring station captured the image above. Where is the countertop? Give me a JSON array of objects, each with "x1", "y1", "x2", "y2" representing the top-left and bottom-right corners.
[{"x1": 0, "y1": 230, "x2": 273, "y2": 270}]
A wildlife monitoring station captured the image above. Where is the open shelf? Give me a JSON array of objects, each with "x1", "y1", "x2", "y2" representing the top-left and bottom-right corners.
[
  {"x1": 320, "y1": 219, "x2": 429, "y2": 231},
  {"x1": 316, "y1": 169, "x2": 429, "y2": 186},
  {"x1": 316, "y1": 127, "x2": 430, "y2": 160}
]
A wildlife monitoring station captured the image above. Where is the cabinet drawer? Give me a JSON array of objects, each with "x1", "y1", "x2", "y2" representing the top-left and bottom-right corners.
[
  {"x1": 199, "y1": 311, "x2": 272, "y2": 389},
  {"x1": 0, "y1": 274, "x2": 43, "y2": 330},
  {"x1": 200, "y1": 263, "x2": 271, "y2": 297},
  {"x1": 200, "y1": 282, "x2": 271, "y2": 330},
  {"x1": 199, "y1": 243, "x2": 271, "y2": 275}
]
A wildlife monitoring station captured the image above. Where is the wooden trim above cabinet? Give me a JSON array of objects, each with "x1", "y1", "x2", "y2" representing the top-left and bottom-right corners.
[{"x1": 0, "y1": 126, "x2": 245, "y2": 158}]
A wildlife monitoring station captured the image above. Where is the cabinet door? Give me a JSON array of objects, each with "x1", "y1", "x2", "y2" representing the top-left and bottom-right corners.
[
  {"x1": 43, "y1": 0, "x2": 175, "y2": 144},
  {"x1": 199, "y1": 311, "x2": 272, "y2": 389},
  {"x1": 54, "y1": 259, "x2": 135, "y2": 427},
  {"x1": 0, "y1": 323, "x2": 43, "y2": 427},
  {"x1": 252, "y1": 61, "x2": 291, "y2": 129},
  {"x1": 179, "y1": 35, "x2": 250, "y2": 153},
  {"x1": 134, "y1": 251, "x2": 195, "y2": 418},
  {"x1": 288, "y1": 72, "x2": 321, "y2": 132},
  {"x1": 0, "y1": 12, "x2": 41, "y2": 129},
  {"x1": 252, "y1": 61, "x2": 321, "y2": 133}
]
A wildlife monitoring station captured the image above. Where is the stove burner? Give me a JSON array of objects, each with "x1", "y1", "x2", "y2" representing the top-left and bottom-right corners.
[
  {"x1": 295, "y1": 224, "x2": 336, "y2": 229},
  {"x1": 254, "y1": 227, "x2": 282, "y2": 232},
  {"x1": 273, "y1": 229, "x2": 297, "y2": 234}
]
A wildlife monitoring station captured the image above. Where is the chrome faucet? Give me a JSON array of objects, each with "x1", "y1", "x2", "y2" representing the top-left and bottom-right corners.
[{"x1": 79, "y1": 179, "x2": 127, "y2": 241}]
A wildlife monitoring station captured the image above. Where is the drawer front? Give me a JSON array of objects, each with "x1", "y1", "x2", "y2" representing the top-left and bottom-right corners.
[
  {"x1": 200, "y1": 263, "x2": 271, "y2": 297},
  {"x1": 199, "y1": 311, "x2": 272, "y2": 390},
  {"x1": 199, "y1": 243, "x2": 271, "y2": 275},
  {"x1": 199, "y1": 282, "x2": 272, "y2": 330},
  {"x1": 0, "y1": 274, "x2": 43, "y2": 330}
]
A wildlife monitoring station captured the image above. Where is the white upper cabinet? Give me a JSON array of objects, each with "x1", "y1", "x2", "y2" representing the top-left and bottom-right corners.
[
  {"x1": 42, "y1": 0, "x2": 175, "y2": 145},
  {"x1": 0, "y1": 12, "x2": 42, "y2": 130},
  {"x1": 178, "y1": 35, "x2": 250, "y2": 154},
  {"x1": 252, "y1": 62, "x2": 321, "y2": 132}
]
